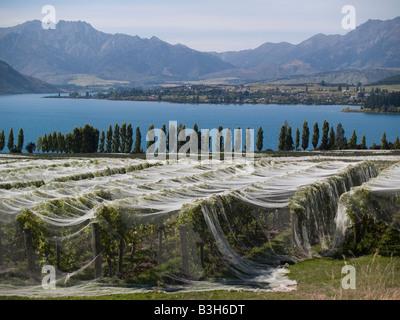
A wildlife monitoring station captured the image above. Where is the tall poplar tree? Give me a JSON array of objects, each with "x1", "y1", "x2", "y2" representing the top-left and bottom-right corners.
[
  {"x1": 335, "y1": 123, "x2": 347, "y2": 149},
  {"x1": 133, "y1": 126, "x2": 142, "y2": 153},
  {"x1": 126, "y1": 124, "x2": 133, "y2": 153},
  {"x1": 348, "y1": 130, "x2": 358, "y2": 149},
  {"x1": 394, "y1": 136, "x2": 400, "y2": 150},
  {"x1": 112, "y1": 123, "x2": 120, "y2": 153},
  {"x1": 301, "y1": 121, "x2": 309, "y2": 151},
  {"x1": 99, "y1": 131, "x2": 105, "y2": 153},
  {"x1": 286, "y1": 126, "x2": 294, "y2": 151},
  {"x1": 7, "y1": 128, "x2": 14, "y2": 152},
  {"x1": 42, "y1": 134, "x2": 48, "y2": 153},
  {"x1": 17, "y1": 128, "x2": 24, "y2": 152},
  {"x1": 381, "y1": 132, "x2": 389, "y2": 150},
  {"x1": 0, "y1": 130, "x2": 5, "y2": 152},
  {"x1": 51, "y1": 131, "x2": 57, "y2": 153},
  {"x1": 57, "y1": 132, "x2": 65, "y2": 153},
  {"x1": 311, "y1": 122, "x2": 319, "y2": 150},
  {"x1": 120, "y1": 123, "x2": 127, "y2": 154},
  {"x1": 72, "y1": 127, "x2": 81, "y2": 153},
  {"x1": 217, "y1": 125, "x2": 223, "y2": 153},
  {"x1": 36, "y1": 136, "x2": 42, "y2": 153},
  {"x1": 361, "y1": 135, "x2": 367, "y2": 150},
  {"x1": 278, "y1": 122, "x2": 287, "y2": 151},
  {"x1": 320, "y1": 120, "x2": 329, "y2": 150},
  {"x1": 295, "y1": 127, "x2": 300, "y2": 151},
  {"x1": 106, "y1": 125, "x2": 113, "y2": 153},
  {"x1": 256, "y1": 126, "x2": 264, "y2": 152},
  {"x1": 329, "y1": 126, "x2": 336, "y2": 150}
]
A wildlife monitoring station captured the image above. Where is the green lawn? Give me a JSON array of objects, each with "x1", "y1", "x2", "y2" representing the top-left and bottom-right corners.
[
  {"x1": 87, "y1": 254, "x2": 400, "y2": 300},
  {"x1": 3, "y1": 254, "x2": 398, "y2": 300}
]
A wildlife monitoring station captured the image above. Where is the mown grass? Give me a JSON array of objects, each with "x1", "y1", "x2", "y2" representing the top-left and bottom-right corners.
[
  {"x1": 2, "y1": 254, "x2": 398, "y2": 300},
  {"x1": 84, "y1": 254, "x2": 400, "y2": 300}
]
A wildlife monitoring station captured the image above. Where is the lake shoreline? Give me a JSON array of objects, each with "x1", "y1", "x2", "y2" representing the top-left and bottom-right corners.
[{"x1": 342, "y1": 107, "x2": 400, "y2": 115}]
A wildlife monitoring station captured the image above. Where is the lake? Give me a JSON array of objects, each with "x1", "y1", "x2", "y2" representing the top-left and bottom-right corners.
[{"x1": 0, "y1": 93, "x2": 399, "y2": 152}]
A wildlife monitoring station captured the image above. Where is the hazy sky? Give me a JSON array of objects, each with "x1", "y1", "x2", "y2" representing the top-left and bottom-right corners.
[{"x1": 0, "y1": 0, "x2": 399, "y2": 52}]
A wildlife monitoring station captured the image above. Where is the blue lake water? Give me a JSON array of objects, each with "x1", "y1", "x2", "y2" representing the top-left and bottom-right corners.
[{"x1": 0, "y1": 93, "x2": 399, "y2": 152}]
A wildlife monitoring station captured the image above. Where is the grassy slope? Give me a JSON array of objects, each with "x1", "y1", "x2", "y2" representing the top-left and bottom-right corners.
[
  {"x1": 0, "y1": 153, "x2": 399, "y2": 300},
  {"x1": 83, "y1": 255, "x2": 400, "y2": 300},
  {"x1": 2, "y1": 254, "x2": 399, "y2": 300}
]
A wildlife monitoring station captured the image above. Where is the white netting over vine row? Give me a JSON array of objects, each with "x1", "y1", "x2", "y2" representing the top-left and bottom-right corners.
[{"x1": 0, "y1": 156, "x2": 393, "y2": 297}]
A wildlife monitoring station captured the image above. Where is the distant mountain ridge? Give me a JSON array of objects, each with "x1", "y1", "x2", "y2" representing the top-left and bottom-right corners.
[
  {"x1": 0, "y1": 17, "x2": 399, "y2": 87},
  {"x1": 0, "y1": 59, "x2": 57, "y2": 94},
  {"x1": 211, "y1": 18, "x2": 400, "y2": 70},
  {"x1": 0, "y1": 20, "x2": 234, "y2": 86}
]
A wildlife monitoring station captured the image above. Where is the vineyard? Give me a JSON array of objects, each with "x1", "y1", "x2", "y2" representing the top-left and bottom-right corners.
[{"x1": 0, "y1": 154, "x2": 399, "y2": 298}]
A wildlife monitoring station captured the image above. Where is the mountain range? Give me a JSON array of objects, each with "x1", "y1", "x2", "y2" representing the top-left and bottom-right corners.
[
  {"x1": 0, "y1": 59, "x2": 57, "y2": 94},
  {"x1": 0, "y1": 17, "x2": 399, "y2": 87}
]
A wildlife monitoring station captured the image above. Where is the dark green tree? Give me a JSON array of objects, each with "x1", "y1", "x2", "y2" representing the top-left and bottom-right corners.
[
  {"x1": 381, "y1": 132, "x2": 389, "y2": 150},
  {"x1": 256, "y1": 126, "x2": 264, "y2": 152},
  {"x1": 295, "y1": 127, "x2": 300, "y2": 151},
  {"x1": 311, "y1": 122, "x2": 319, "y2": 150},
  {"x1": 99, "y1": 131, "x2": 105, "y2": 153},
  {"x1": 361, "y1": 135, "x2": 367, "y2": 150},
  {"x1": 51, "y1": 131, "x2": 57, "y2": 153},
  {"x1": 7, "y1": 128, "x2": 14, "y2": 152},
  {"x1": 47, "y1": 132, "x2": 53, "y2": 152},
  {"x1": 301, "y1": 121, "x2": 309, "y2": 151},
  {"x1": 133, "y1": 126, "x2": 142, "y2": 153},
  {"x1": 126, "y1": 124, "x2": 133, "y2": 153},
  {"x1": 65, "y1": 133, "x2": 73, "y2": 153},
  {"x1": 106, "y1": 125, "x2": 113, "y2": 153},
  {"x1": 335, "y1": 123, "x2": 347, "y2": 149},
  {"x1": 394, "y1": 136, "x2": 400, "y2": 150},
  {"x1": 319, "y1": 120, "x2": 329, "y2": 150},
  {"x1": 120, "y1": 123, "x2": 127, "y2": 154},
  {"x1": 72, "y1": 127, "x2": 82, "y2": 153},
  {"x1": 217, "y1": 125, "x2": 223, "y2": 152},
  {"x1": 17, "y1": 128, "x2": 24, "y2": 152},
  {"x1": 285, "y1": 126, "x2": 294, "y2": 151},
  {"x1": 57, "y1": 132, "x2": 65, "y2": 153},
  {"x1": 328, "y1": 126, "x2": 336, "y2": 150},
  {"x1": 278, "y1": 122, "x2": 287, "y2": 151},
  {"x1": 42, "y1": 134, "x2": 48, "y2": 153},
  {"x1": 80, "y1": 124, "x2": 99, "y2": 153},
  {"x1": 25, "y1": 142, "x2": 36, "y2": 154},
  {"x1": 0, "y1": 130, "x2": 5, "y2": 152},
  {"x1": 112, "y1": 124, "x2": 120, "y2": 153},
  {"x1": 348, "y1": 130, "x2": 358, "y2": 149},
  {"x1": 36, "y1": 136, "x2": 42, "y2": 153}
]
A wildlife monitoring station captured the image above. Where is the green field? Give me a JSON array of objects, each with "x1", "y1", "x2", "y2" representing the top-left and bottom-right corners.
[{"x1": 1, "y1": 254, "x2": 398, "y2": 300}]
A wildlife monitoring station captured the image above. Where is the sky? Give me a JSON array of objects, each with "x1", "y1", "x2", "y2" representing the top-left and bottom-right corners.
[{"x1": 0, "y1": 0, "x2": 399, "y2": 52}]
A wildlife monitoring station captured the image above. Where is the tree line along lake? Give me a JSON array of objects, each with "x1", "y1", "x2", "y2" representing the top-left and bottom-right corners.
[{"x1": 0, "y1": 93, "x2": 399, "y2": 152}]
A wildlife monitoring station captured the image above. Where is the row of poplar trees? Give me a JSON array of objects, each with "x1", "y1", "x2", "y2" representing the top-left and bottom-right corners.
[
  {"x1": 275, "y1": 120, "x2": 361, "y2": 151},
  {"x1": 37, "y1": 123, "x2": 143, "y2": 154},
  {"x1": 275, "y1": 120, "x2": 400, "y2": 151},
  {"x1": 0, "y1": 128, "x2": 25, "y2": 153}
]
